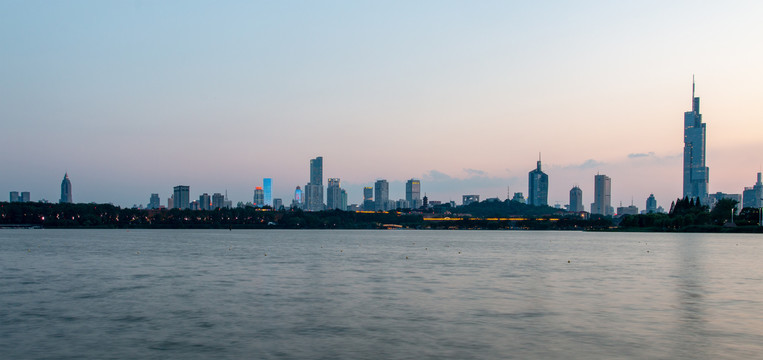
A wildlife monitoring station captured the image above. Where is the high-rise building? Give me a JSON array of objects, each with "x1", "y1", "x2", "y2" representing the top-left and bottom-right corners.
[
  {"x1": 294, "y1": 186, "x2": 302, "y2": 203},
  {"x1": 10, "y1": 191, "x2": 19, "y2": 202},
  {"x1": 20, "y1": 192, "x2": 29, "y2": 202},
  {"x1": 742, "y1": 172, "x2": 763, "y2": 208},
  {"x1": 646, "y1": 194, "x2": 657, "y2": 213},
  {"x1": 305, "y1": 156, "x2": 324, "y2": 211},
  {"x1": 212, "y1": 193, "x2": 225, "y2": 209},
  {"x1": 173, "y1": 185, "x2": 190, "y2": 210},
  {"x1": 528, "y1": 156, "x2": 548, "y2": 206},
  {"x1": 168, "y1": 195, "x2": 174, "y2": 209},
  {"x1": 683, "y1": 78, "x2": 709, "y2": 202},
  {"x1": 327, "y1": 178, "x2": 343, "y2": 210},
  {"x1": 253, "y1": 187, "x2": 264, "y2": 207},
  {"x1": 273, "y1": 198, "x2": 283, "y2": 211},
  {"x1": 60, "y1": 173, "x2": 72, "y2": 204},
  {"x1": 591, "y1": 174, "x2": 612, "y2": 216},
  {"x1": 263, "y1": 178, "x2": 272, "y2": 207},
  {"x1": 406, "y1": 179, "x2": 422, "y2": 209},
  {"x1": 149, "y1": 193, "x2": 160, "y2": 209},
  {"x1": 462, "y1": 195, "x2": 480, "y2": 206},
  {"x1": 199, "y1": 193, "x2": 211, "y2": 211},
  {"x1": 569, "y1": 186, "x2": 583, "y2": 212},
  {"x1": 362, "y1": 186, "x2": 374, "y2": 211},
  {"x1": 374, "y1": 179, "x2": 389, "y2": 211}
]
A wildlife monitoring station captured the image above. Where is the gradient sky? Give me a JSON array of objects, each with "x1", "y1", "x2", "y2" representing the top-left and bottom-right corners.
[{"x1": 2, "y1": 0, "x2": 762, "y2": 209}]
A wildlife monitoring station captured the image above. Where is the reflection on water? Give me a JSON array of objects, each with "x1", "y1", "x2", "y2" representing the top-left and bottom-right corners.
[{"x1": 1, "y1": 229, "x2": 762, "y2": 359}]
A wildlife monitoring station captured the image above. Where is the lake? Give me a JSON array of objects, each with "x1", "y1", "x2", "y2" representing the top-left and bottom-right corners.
[{"x1": 1, "y1": 229, "x2": 762, "y2": 359}]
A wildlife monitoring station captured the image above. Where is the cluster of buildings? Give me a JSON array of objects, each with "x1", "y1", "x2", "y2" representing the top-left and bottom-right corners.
[{"x1": 7, "y1": 81, "x2": 763, "y2": 216}]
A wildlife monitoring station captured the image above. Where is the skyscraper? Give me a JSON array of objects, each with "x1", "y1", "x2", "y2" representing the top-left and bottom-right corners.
[
  {"x1": 742, "y1": 172, "x2": 763, "y2": 208},
  {"x1": 683, "y1": 78, "x2": 709, "y2": 202},
  {"x1": 149, "y1": 193, "x2": 160, "y2": 209},
  {"x1": 173, "y1": 185, "x2": 190, "y2": 210},
  {"x1": 569, "y1": 186, "x2": 583, "y2": 212},
  {"x1": 591, "y1": 174, "x2": 612, "y2": 216},
  {"x1": 212, "y1": 193, "x2": 225, "y2": 209},
  {"x1": 528, "y1": 156, "x2": 548, "y2": 206},
  {"x1": 263, "y1": 178, "x2": 272, "y2": 207},
  {"x1": 253, "y1": 187, "x2": 264, "y2": 207},
  {"x1": 374, "y1": 179, "x2": 389, "y2": 211},
  {"x1": 293, "y1": 186, "x2": 303, "y2": 208},
  {"x1": 60, "y1": 173, "x2": 72, "y2": 204},
  {"x1": 20, "y1": 192, "x2": 29, "y2": 202},
  {"x1": 327, "y1": 178, "x2": 343, "y2": 210},
  {"x1": 9, "y1": 191, "x2": 19, "y2": 202},
  {"x1": 305, "y1": 156, "x2": 324, "y2": 211},
  {"x1": 406, "y1": 179, "x2": 421, "y2": 209},
  {"x1": 646, "y1": 194, "x2": 657, "y2": 213},
  {"x1": 363, "y1": 186, "x2": 374, "y2": 211},
  {"x1": 199, "y1": 193, "x2": 211, "y2": 211}
]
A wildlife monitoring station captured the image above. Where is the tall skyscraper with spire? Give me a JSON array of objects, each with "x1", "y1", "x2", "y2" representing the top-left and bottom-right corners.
[
  {"x1": 683, "y1": 77, "x2": 709, "y2": 202},
  {"x1": 528, "y1": 154, "x2": 548, "y2": 206},
  {"x1": 304, "y1": 156, "x2": 324, "y2": 211},
  {"x1": 60, "y1": 173, "x2": 72, "y2": 204}
]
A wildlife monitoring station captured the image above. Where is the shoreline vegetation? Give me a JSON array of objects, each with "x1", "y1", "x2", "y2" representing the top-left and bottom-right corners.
[{"x1": 1, "y1": 198, "x2": 761, "y2": 233}]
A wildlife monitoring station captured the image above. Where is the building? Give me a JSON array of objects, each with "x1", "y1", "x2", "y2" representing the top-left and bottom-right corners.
[
  {"x1": 263, "y1": 178, "x2": 272, "y2": 207},
  {"x1": 569, "y1": 186, "x2": 583, "y2": 212},
  {"x1": 709, "y1": 192, "x2": 742, "y2": 212},
  {"x1": 617, "y1": 205, "x2": 639, "y2": 216},
  {"x1": 374, "y1": 179, "x2": 389, "y2": 211},
  {"x1": 683, "y1": 78, "x2": 709, "y2": 202},
  {"x1": 253, "y1": 187, "x2": 264, "y2": 207},
  {"x1": 173, "y1": 185, "x2": 190, "y2": 210},
  {"x1": 168, "y1": 195, "x2": 174, "y2": 209},
  {"x1": 406, "y1": 179, "x2": 422, "y2": 209},
  {"x1": 591, "y1": 174, "x2": 613, "y2": 216},
  {"x1": 340, "y1": 189, "x2": 348, "y2": 211},
  {"x1": 149, "y1": 193, "x2": 161, "y2": 209},
  {"x1": 646, "y1": 194, "x2": 657, "y2": 213},
  {"x1": 742, "y1": 172, "x2": 763, "y2": 208},
  {"x1": 60, "y1": 173, "x2": 72, "y2": 204},
  {"x1": 20, "y1": 192, "x2": 29, "y2": 202},
  {"x1": 462, "y1": 195, "x2": 480, "y2": 206},
  {"x1": 362, "y1": 186, "x2": 374, "y2": 211},
  {"x1": 199, "y1": 193, "x2": 211, "y2": 211},
  {"x1": 511, "y1": 192, "x2": 526, "y2": 203},
  {"x1": 212, "y1": 193, "x2": 225, "y2": 209},
  {"x1": 9, "y1": 191, "x2": 19, "y2": 202},
  {"x1": 327, "y1": 178, "x2": 344, "y2": 210},
  {"x1": 528, "y1": 156, "x2": 548, "y2": 206},
  {"x1": 305, "y1": 156, "x2": 324, "y2": 211},
  {"x1": 273, "y1": 198, "x2": 283, "y2": 210}
]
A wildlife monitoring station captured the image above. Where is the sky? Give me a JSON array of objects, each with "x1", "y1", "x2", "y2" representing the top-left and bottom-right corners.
[{"x1": 2, "y1": 0, "x2": 762, "y2": 209}]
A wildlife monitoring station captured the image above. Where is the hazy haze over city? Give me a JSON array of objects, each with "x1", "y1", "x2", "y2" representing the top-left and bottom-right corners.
[{"x1": 2, "y1": 0, "x2": 762, "y2": 208}]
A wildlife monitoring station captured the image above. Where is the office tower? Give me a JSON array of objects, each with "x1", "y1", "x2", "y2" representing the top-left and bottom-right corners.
[
  {"x1": 20, "y1": 192, "x2": 29, "y2": 202},
  {"x1": 294, "y1": 186, "x2": 302, "y2": 203},
  {"x1": 683, "y1": 78, "x2": 709, "y2": 202},
  {"x1": 168, "y1": 195, "x2": 174, "y2": 209},
  {"x1": 263, "y1": 178, "x2": 272, "y2": 207},
  {"x1": 198, "y1": 193, "x2": 211, "y2": 210},
  {"x1": 406, "y1": 179, "x2": 422, "y2": 209},
  {"x1": 591, "y1": 174, "x2": 612, "y2": 216},
  {"x1": 327, "y1": 178, "x2": 343, "y2": 210},
  {"x1": 528, "y1": 156, "x2": 548, "y2": 206},
  {"x1": 60, "y1": 173, "x2": 72, "y2": 204},
  {"x1": 374, "y1": 179, "x2": 389, "y2": 211},
  {"x1": 253, "y1": 187, "x2": 264, "y2": 207},
  {"x1": 305, "y1": 156, "x2": 324, "y2": 211},
  {"x1": 211, "y1": 193, "x2": 224, "y2": 209},
  {"x1": 149, "y1": 193, "x2": 160, "y2": 209},
  {"x1": 10, "y1": 191, "x2": 19, "y2": 202},
  {"x1": 462, "y1": 195, "x2": 479, "y2": 206},
  {"x1": 646, "y1": 194, "x2": 657, "y2": 213},
  {"x1": 363, "y1": 186, "x2": 374, "y2": 211},
  {"x1": 742, "y1": 172, "x2": 763, "y2": 208},
  {"x1": 569, "y1": 186, "x2": 583, "y2": 212},
  {"x1": 273, "y1": 198, "x2": 283, "y2": 211},
  {"x1": 173, "y1": 186, "x2": 190, "y2": 210}
]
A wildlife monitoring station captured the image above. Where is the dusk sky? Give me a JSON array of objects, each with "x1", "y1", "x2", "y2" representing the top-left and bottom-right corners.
[{"x1": 2, "y1": 1, "x2": 762, "y2": 209}]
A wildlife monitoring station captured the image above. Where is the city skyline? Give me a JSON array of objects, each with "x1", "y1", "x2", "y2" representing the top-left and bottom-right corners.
[{"x1": 2, "y1": 2, "x2": 762, "y2": 208}]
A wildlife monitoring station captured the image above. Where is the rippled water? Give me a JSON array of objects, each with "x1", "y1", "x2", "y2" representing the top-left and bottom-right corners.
[{"x1": 1, "y1": 229, "x2": 762, "y2": 359}]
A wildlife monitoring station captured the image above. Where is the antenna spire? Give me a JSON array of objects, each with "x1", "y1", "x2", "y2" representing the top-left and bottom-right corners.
[{"x1": 692, "y1": 74, "x2": 695, "y2": 99}]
